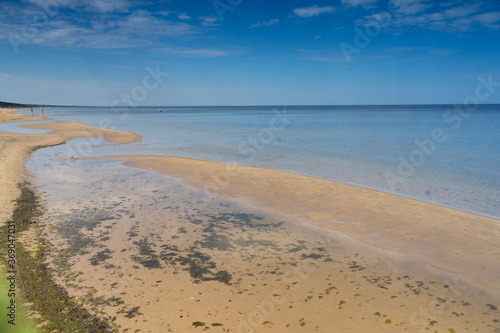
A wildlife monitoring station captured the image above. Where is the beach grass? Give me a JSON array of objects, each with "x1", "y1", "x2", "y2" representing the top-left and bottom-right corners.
[{"x1": 0, "y1": 266, "x2": 35, "y2": 333}]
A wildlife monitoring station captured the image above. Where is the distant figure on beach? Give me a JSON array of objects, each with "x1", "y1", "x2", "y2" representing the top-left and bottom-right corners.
[
  {"x1": 40, "y1": 107, "x2": 43, "y2": 115},
  {"x1": 159, "y1": 108, "x2": 162, "y2": 112},
  {"x1": 29, "y1": 108, "x2": 33, "y2": 116}
]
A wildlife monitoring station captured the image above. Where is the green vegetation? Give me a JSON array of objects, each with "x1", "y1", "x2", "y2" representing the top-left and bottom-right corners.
[
  {"x1": 0, "y1": 100, "x2": 64, "y2": 110},
  {"x1": 0, "y1": 100, "x2": 50, "y2": 108},
  {"x1": 29, "y1": 142, "x2": 65, "y2": 153},
  {"x1": 192, "y1": 321, "x2": 206, "y2": 327},
  {"x1": 0, "y1": 183, "x2": 114, "y2": 332},
  {"x1": 0, "y1": 266, "x2": 36, "y2": 333}
]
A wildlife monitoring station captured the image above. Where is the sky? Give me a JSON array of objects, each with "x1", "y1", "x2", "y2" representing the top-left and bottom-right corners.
[{"x1": 0, "y1": 0, "x2": 499, "y2": 106}]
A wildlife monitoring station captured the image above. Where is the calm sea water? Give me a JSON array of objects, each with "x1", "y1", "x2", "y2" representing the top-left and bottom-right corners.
[{"x1": 6, "y1": 105, "x2": 500, "y2": 219}]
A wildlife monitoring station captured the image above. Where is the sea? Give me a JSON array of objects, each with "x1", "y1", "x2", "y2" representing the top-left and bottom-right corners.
[{"x1": 4, "y1": 104, "x2": 500, "y2": 219}]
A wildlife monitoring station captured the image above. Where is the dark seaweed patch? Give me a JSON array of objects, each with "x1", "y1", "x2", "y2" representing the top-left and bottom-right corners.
[
  {"x1": 192, "y1": 321, "x2": 206, "y2": 327},
  {"x1": 486, "y1": 304, "x2": 498, "y2": 311},
  {"x1": 286, "y1": 244, "x2": 307, "y2": 253},
  {"x1": 301, "y1": 253, "x2": 323, "y2": 260},
  {"x1": 196, "y1": 233, "x2": 233, "y2": 251},
  {"x1": 0, "y1": 182, "x2": 114, "y2": 332},
  {"x1": 132, "y1": 237, "x2": 161, "y2": 269},
  {"x1": 118, "y1": 306, "x2": 142, "y2": 319},
  {"x1": 90, "y1": 248, "x2": 113, "y2": 266},
  {"x1": 234, "y1": 238, "x2": 279, "y2": 249}
]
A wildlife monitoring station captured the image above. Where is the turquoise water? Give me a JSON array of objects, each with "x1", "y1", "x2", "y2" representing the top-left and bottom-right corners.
[{"x1": 10, "y1": 105, "x2": 500, "y2": 218}]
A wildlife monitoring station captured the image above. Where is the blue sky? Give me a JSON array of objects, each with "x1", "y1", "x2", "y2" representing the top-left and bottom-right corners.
[{"x1": 1, "y1": 0, "x2": 499, "y2": 106}]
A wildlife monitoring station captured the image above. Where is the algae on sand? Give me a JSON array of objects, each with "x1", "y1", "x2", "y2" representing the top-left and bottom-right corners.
[{"x1": 0, "y1": 182, "x2": 115, "y2": 332}]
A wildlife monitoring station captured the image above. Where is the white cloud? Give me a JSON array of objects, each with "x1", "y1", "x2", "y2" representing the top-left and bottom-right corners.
[
  {"x1": 27, "y1": 0, "x2": 133, "y2": 12},
  {"x1": 390, "y1": 0, "x2": 432, "y2": 15},
  {"x1": 439, "y1": 2, "x2": 455, "y2": 8},
  {"x1": 177, "y1": 12, "x2": 191, "y2": 20},
  {"x1": 341, "y1": 0, "x2": 379, "y2": 8},
  {"x1": 0, "y1": 6, "x2": 200, "y2": 50},
  {"x1": 199, "y1": 16, "x2": 220, "y2": 27},
  {"x1": 473, "y1": 12, "x2": 500, "y2": 28},
  {"x1": 448, "y1": 17, "x2": 474, "y2": 31},
  {"x1": 157, "y1": 11, "x2": 174, "y2": 16},
  {"x1": 89, "y1": 0, "x2": 132, "y2": 12},
  {"x1": 249, "y1": 18, "x2": 279, "y2": 29},
  {"x1": 444, "y1": 3, "x2": 481, "y2": 18},
  {"x1": 293, "y1": 5, "x2": 335, "y2": 18},
  {"x1": 358, "y1": 1, "x2": 499, "y2": 33}
]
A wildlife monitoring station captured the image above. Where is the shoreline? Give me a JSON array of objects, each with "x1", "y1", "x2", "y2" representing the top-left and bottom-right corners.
[
  {"x1": 31, "y1": 152, "x2": 500, "y2": 332},
  {"x1": 2, "y1": 111, "x2": 498, "y2": 293},
  {"x1": 93, "y1": 154, "x2": 500, "y2": 294},
  {"x1": 0, "y1": 108, "x2": 142, "y2": 331},
  {"x1": 1, "y1": 109, "x2": 499, "y2": 331},
  {"x1": 0, "y1": 108, "x2": 141, "y2": 227}
]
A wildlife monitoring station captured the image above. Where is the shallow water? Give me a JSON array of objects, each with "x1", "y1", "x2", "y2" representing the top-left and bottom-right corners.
[
  {"x1": 20, "y1": 105, "x2": 499, "y2": 218},
  {"x1": 0, "y1": 120, "x2": 53, "y2": 134},
  {"x1": 25, "y1": 140, "x2": 500, "y2": 332}
]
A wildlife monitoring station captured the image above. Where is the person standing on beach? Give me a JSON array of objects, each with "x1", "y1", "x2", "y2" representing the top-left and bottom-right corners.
[
  {"x1": 29, "y1": 108, "x2": 33, "y2": 116},
  {"x1": 40, "y1": 107, "x2": 43, "y2": 115}
]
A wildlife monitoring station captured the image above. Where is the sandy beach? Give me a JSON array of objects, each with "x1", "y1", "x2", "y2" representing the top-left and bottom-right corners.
[
  {"x1": 0, "y1": 108, "x2": 141, "y2": 228},
  {"x1": 1, "y1": 108, "x2": 499, "y2": 332},
  {"x1": 99, "y1": 155, "x2": 500, "y2": 293}
]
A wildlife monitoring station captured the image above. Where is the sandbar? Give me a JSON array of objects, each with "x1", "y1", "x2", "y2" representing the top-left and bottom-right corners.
[
  {"x1": 0, "y1": 109, "x2": 141, "y2": 226},
  {"x1": 99, "y1": 154, "x2": 500, "y2": 294}
]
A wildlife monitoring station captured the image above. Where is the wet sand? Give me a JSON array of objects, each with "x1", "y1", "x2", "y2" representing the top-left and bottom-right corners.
[
  {"x1": 97, "y1": 155, "x2": 500, "y2": 294},
  {"x1": 0, "y1": 108, "x2": 141, "y2": 228},
  {"x1": 0, "y1": 108, "x2": 47, "y2": 225},
  {"x1": 29, "y1": 157, "x2": 500, "y2": 332},
  {"x1": 1, "y1": 110, "x2": 499, "y2": 332}
]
